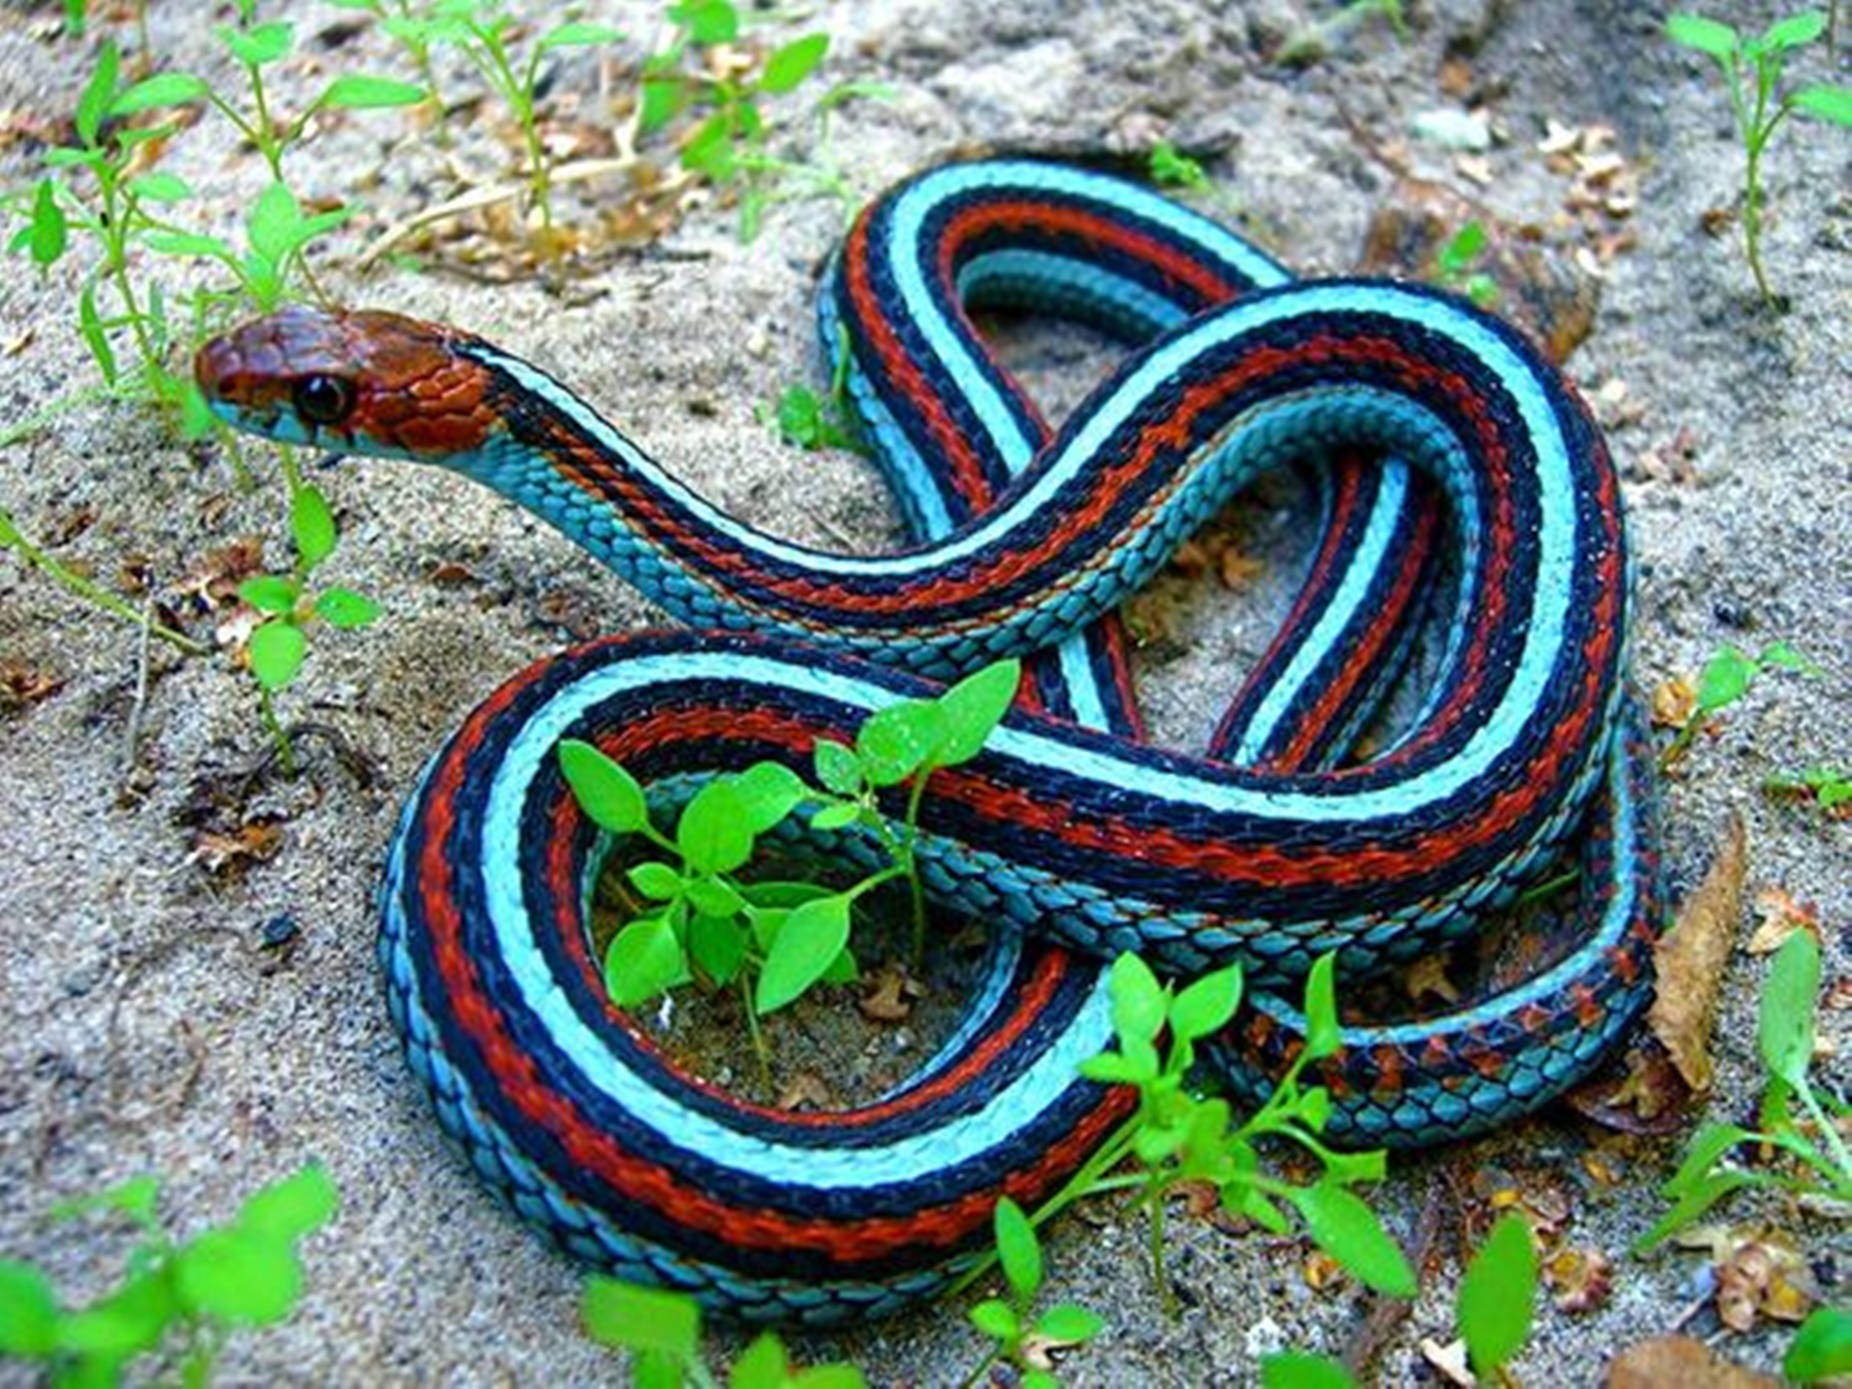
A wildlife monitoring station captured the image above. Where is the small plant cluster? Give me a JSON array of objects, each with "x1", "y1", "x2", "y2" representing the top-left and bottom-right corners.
[
  {"x1": 582, "y1": 1277, "x2": 864, "y2": 1388},
  {"x1": 559, "y1": 660, "x2": 1019, "y2": 1057},
  {"x1": 1636, "y1": 929, "x2": 1850, "y2": 1249},
  {"x1": 1667, "y1": 9, "x2": 1852, "y2": 306},
  {"x1": 1661, "y1": 639, "x2": 1820, "y2": 769},
  {"x1": 0, "y1": 1164, "x2": 336, "y2": 1386},
  {"x1": 238, "y1": 483, "x2": 382, "y2": 772}
]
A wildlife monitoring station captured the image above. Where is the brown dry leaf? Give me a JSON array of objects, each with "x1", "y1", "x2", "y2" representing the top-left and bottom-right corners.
[
  {"x1": 776, "y1": 1072, "x2": 834, "y2": 1111},
  {"x1": 1746, "y1": 887, "x2": 1822, "y2": 954},
  {"x1": 186, "y1": 822, "x2": 283, "y2": 876},
  {"x1": 179, "y1": 536, "x2": 266, "y2": 613},
  {"x1": 1713, "y1": 1234, "x2": 1818, "y2": 1331},
  {"x1": 1545, "y1": 1245, "x2": 1613, "y2": 1313},
  {"x1": 1403, "y1": 953, "x2": 1462, "y2": 1006},
  {"x1": 1648, "y1": 814, "x2": 1746, "y2": 1093},
  {"x1": 1607, "y1": 1336, "x2": 1777, "y2": 1389},
  {"x1": 1218, "y1": 547, "x2": 1266, "y2": 589},
  {"x1": 1418, "y1": 1337, "x2": 1474, "y2": 1387},
  {"x1": 857, "y1": 965, "x2": 918, "y2": 1024},
  {"x1": 427, "y1": 560, "x2": 479, "y2": 587},
  {"x1": 1566, "y1": 1042, "x2": 1694, "y2": 1133},
  {"x1": 1637, "y1": 426, "x2": 1701, "y2": 485},
  {"x1": 1302, "y1": 1248, "x2": 1346, "y2": 1293},
  {"x1": 1652, "y1": 673, "x2": 1697, "y2": 730},
  {"x1": 0, "y1": 659, "x2": 64, "y2": 710},
  {"x1": 1438, "y1": 55, "x2": 1474, "y2": 99}
]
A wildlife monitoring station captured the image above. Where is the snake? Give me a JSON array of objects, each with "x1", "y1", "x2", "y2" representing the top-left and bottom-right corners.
[{"x1": 195, "y1": 160, "x2": 1661, "y2": 1325}]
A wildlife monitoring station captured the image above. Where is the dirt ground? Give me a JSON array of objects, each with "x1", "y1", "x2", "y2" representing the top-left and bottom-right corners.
[{"x1": 0, "y1": 0, "x2": 1846, "y2": 1384}]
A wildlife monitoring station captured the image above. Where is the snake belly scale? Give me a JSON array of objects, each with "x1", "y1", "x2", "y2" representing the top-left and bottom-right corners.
[{"x1": 196, "y1": 160, "x2": 1661, "y2": 1324}]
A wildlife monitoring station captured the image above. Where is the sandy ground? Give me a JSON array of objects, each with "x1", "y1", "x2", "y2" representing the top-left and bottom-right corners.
[{"x1": 0, "y1": 0, "x2": 1846, "y2": 1384}]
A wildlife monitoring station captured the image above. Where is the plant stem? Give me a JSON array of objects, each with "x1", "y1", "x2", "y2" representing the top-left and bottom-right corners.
[
  {"x1": 1146, "y1": 1176, "x2": 1176, "y2": 1318},
  {"x1": 739, "y1": 973, "x2": 771, "y2": 1090},
  {"x1": 0, "y1": 508, "x2": 207, "y2": 655},
  {"x1": 257, "y1": 685, "x2": 296, "y2": 775}
]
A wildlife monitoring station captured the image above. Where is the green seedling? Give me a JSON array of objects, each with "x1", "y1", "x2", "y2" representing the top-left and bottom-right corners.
[
  {"x1": 1667, "y1": 10, "x2": 1852, "y2": 306},
  {"x1": 581, "y1": 1277, "x2": 864, "y2": 1388},
  {"x1": 1148, "y1": 140, "x2": 1211, "y2": 193},
  {"x1": 760, "y1": 328, "x2": 865, "y2": 455},
  {"x1": 638, "y1": 1, "x2": 856, "y2": 239},
  {"x1": 1259, "y1": 1211, "x2": 1539, "y2": 1388},
  {"x1": 0, "y1": 503, "x2": 205, "y2": 656},
  {"x1": 1277, "y1": 0, "x2": 1409, "y2": 65},
  {"x1": 1434, "y1": 221, "x2": 1499, "y2": 308},
  {"x1": 199, "y1": 0, "x2": 426, "y2": 183},
  {"x1": 239, "y1": 482, "x2": 382, "y2": 774},
  {"x1": 1763, "y1": 765, "x2": 1852, "y2": 814},
  {"x1": 964, "y1": 1198, "x2": 1104, "y2": 1389},
  {"x1": 560, "y1": 660, "x2": 1020, "y2": 1064},
  {"x1": 9, "y1": 40, "x2": 212, "y2": 425},
  {"x1": 0, "y1": 1164, "x2": 336, "y2": 1387},
  {"x1": 423, "y1": 0, "x2": 622, "y2": 230},
  {"x1": 1661, "y1": 639, "x2": 1821, "y2": 769},
  {"x1": 1001, "y1": 953, "x2": 1413, "y2": 1318},
  {"x1": 1635, "y1": 928, "x2": 1851, "y2": 1251},
  {"x1": 328, "y1": 0, "x2": 455, "y2": 132}
]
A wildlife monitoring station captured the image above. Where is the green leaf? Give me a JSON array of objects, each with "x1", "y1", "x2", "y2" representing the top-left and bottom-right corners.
[
  {"x1": 23, "y1": 179, "x2": 67, "y2": 266},
  {"x1": 175, "y1": 1228, "x2": 302, "y2": 1325},
  {"x1": 688, "y1": 912, "x2": 746, "y2": 984},
  {"x1": 77, "y1": 283, "x2": 117, "y2": 385},
  {"x1": 1290, "y1": 1181, "x2": 1416, "y2": 1297},
  {"x1": 1760, "y1": 10, "x2": 1826, "y2": 51},
  {"x1": 248, "y1": 620, "x2": 307, "y2": 691},
  {"x1": 1666, "y1": 13, "x2": 1739, "y2": 59},
  {"x1": 1757, "y1": 640, "x2": 1822, "y2": 676},
  {"x1": 1785, "y1": 1305, "x2": 1852, "y2": 1383},
  {"x1": 1076, "y1": 1047, "x2": 1157, "y2": 1087},
  {"x1": 144, "y1": 230, "x2": 236, "y2": 260},
  {"x1": 218, "y1": 20, "x2": 294, "y2": 67},
  {"x1": 635, "y1": 1350, "x2": 684, "y2": 1389},
  {"x1": 628, "y1": 861, "x2": 684, "y2": 901},
  {"x1": 239, "y1": 1162, "x2": 337, "y2": 1241},
  {"x1": 126, "y1": 170, "x2": 192, "y2": 204},
  {"x1": 580, "y1": 1277, "x2": 701, "y2": 1358},
  {"x1": 809, "y1": 801, "x2": 862, "y2": 832},
  {"x1": 967, "y1": 1296, "x2": 1018, "y2": 1342},
  {"x1": 819, "y1": 945, "x2": 858, "y2": 985},
  {"x1": 1694, "y1": 644, "x2": 1756, "y2": 712},
  {"x1": 681, "y1": 110, "x2": 737, "y2": 181},
  {"x1": 54, "y1": 1269, "x2": 174, "y2": 1357},
  {"x1": 855, "y1": 698, "x2": 943, "y2": 786},
  {"x1": 638, "y1": 77, "x2": 686, "y2": 133},
  {"x1": 758, "y1": 33, "x2": 828, "y2": 93},
  {"x1": 0, "y1": 1261, "x2": 58, "y2": 1355},
  {"x1": 993, "y1": 1196, "x2": 1040, "y2": 1303},
  {"x1": 789, "y1": 1363, "x2": 867, "y2": 1389},
  {"x1": 1634, "y1": 1167, "x2": 1769, "y2": 1251},
  {"x1": 1035, "y1": 1302, "x2": 1103, "y2": 1344},
  {"x1": 291, "y1": 484, "x2": 337, "y2": 568},
  {"x1": 1170, "y1": 965, "x2": 1241, "y2": 1044},
  {"x1": 75, "y1": 41, "x2": 120, "y2": 148},
  {"x1": 932, "y1": 659, "x2": 1020, "y2": 766},
  {"x1": 1759, "y1": 928, "x2": 1820, "y2": 1087},
  {"x1": 248, "y1": 183, "x2": 305, "y2": 269},
  {"x1": 314, "y1": 587, "x2": 382, "y2": 629},
  {"x1": 813, "y1": 740, "x2": 861, "y2": 795},
  {"x1": 730, "y1": 1330, "x2": 788, "y2": 1388},
  {"x1": 1458, "y1": 1212, "x2": 1537, "y2": 1377},
  {"x1": 1792, "y1": 84, "x2": 1852, "y2": 124},
  {"x1": 110, "y1": 71, "x2": 210, "y2": 117},
  {"x1": 684, "y1": 875, "x2": 742, "y2": 918},
  {"x1": 319, "y1": 74, "x2": 427, "y2": 109},
  {"x1": 672, "y1": 0, "x2": 738, "y2": 45},
  {"x1": 1260, "y1": 1352, "x2": 1360, "y2": 1389},
  {"x1": 1301, "y1": 953, "x2": 1341, "y2": 1061},
  {"x1": 558, "y1": 740, "x2": 648, "y2": 834},
  {"x1": 754, "y1": 893, "x2": 850, "y2": 1014},
  {"x1": 728, "y1": 761, "x2": 806, "y2": 833},
  {"x1": 677, "y1": 780, "x2": 754, "y2": 875},
  {"x1": 538, "y1": 21, "x2": 622, "y2": 53},
  {"x1": 52, "y1": 1174, "x2": 161, "y2": 1226},
  {"x1": 603, "y1": 917, "x2": 687, "y2": 1008},
  {"x1": 1107, "y1": 952, "x2": 1167, "y2": 1047}
]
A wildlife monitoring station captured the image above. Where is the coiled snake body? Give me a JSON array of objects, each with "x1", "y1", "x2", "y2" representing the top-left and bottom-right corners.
[{"x1": 197, "y1": 161, "x2": 1660, "y2": 1324}]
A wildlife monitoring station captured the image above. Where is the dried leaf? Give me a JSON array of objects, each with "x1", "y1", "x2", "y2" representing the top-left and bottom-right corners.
[
  {"x1": 1652, "y1": 673, "x2": 1698, "y2": 729},
  {"x1": 1545, "y1": 1245, "x2": 1613, "y2": 1313},
  {"x1": 857, "y1": 965, "x2": 917, "y2": 1024},
  {"x1": 1607, "y1": 1336, "x2": 1777, "y2": 1389},
  {"x1": 186, "y1": 822, "x2": 283, "y2": 876},
  {"x1": 1565, "y1": 1042, "x2": 1694, "y2": 1133},
  {"x1": 1746, "y1": 887, "x2": 1822, "y2": 954},
  {"x1": 1648, "y1": 814, "x2": 1746, "y2": 1093},
  {"x1": 776, "y1": 1072, "x2": 833, "y2": 1112},
  {"x1": 1418, "y1": 1336, "x2": 1474, "y2": 1387},
  {"x1": 1714, "y1": 1235, "x2": 1817, "y2": 1332},
  {"x1": 0, "y1": 659, "x2": 64, "y2": 710}
]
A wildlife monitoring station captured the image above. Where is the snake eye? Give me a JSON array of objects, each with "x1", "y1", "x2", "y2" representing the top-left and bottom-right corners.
[{"x1": 292, "y1": 373, "x2": 355, "y2": 427}]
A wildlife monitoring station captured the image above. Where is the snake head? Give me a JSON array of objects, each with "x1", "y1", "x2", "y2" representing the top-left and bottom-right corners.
[{"x1": 195, "y1": 305, "x2": 500, "y2": 459}]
